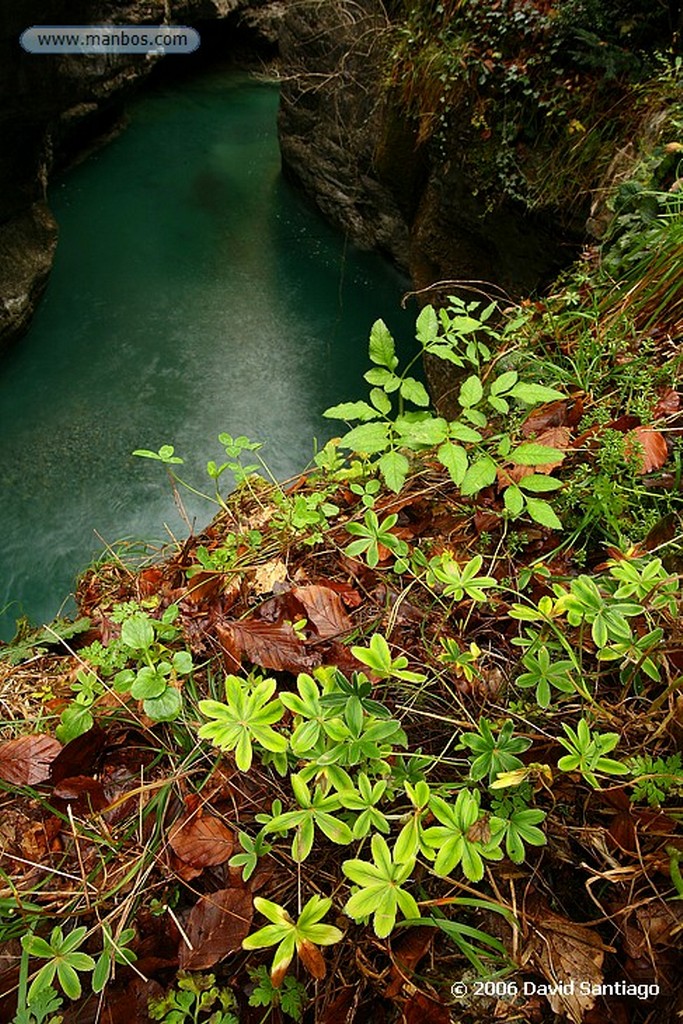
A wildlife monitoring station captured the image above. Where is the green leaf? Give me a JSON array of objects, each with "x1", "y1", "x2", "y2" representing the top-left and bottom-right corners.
[
  {"x1": 437, "y1": 442, "x2": 468, "y2": 485},
  {"x1": 370, "y1": 388, "x2": 392, "y2": 415},
  {"x1": 364, "y1": 367, "x2": 399, "y2": 388},
  {"x1": 396, "y1": 416, "x2": 448, "y2": 446},
  {"x1": 378, "y1": 450, "x2": 410, "y2": 493},
  {"x1": 518, "y1": 475, "x2": 563, "y2": 493},
  {"x1": 509, "y1": 382, "x2": 565, "y2": 404},
  {"x1": 460, "y1": 457, "x2": 497, "y2": 496},
  {"x1": 400, "y1": 378, "x2": 431, "y2": 406},
  {"x1": 416, "y1": 304, "x2": 439, "y2": 344},
  {"x1": 339, "y1": 422, "x2": 390, "y2": 454},
  {"x1": 143, "y1": 686, "x2": 182, "y2": 721},
  {"x1": 459, "y1": 375, "x2": 484, "y2": 408},
  {"x1": 121, "y1": 615, "x2": 154, "y2": 651},
  {"x1": 369, "y1": 320, "x2": 398, "y2": 370},
  {"x1": 509, "y1": 443, "x2": 565, "y2": 466},
  {"x1": 504, "y1": 485, "x2": 524, "y2": 516},
  {"x1": 525, "y1": 497, "x2": 563, "y2": 530},
  {"x1": 490, "y1": 370, "x2": 518, "y2": 395},
  {"x1": 323, "y1": 401, "x2": 379, "y2": 422},
  {"x1": 449, "y1": 422, "x2": 483, "y2": 443}
]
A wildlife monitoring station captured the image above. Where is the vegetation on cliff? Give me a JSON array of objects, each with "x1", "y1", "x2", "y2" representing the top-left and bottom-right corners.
[{"x1": 0, "y1": 5, "x2": 682, "y2": 1023}]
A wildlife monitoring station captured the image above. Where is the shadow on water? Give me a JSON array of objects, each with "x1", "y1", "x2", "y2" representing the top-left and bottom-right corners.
[{"x1": 0, "y1": 67, "x2": 412, "y2": 640}]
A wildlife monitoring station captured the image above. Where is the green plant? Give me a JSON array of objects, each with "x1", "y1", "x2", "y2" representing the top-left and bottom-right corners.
[
  {"x1": 198, "y1": 673, "x2": 287, "y2": 772},
  {"x1": 247, "y1": 966, "x2": 306, "y2": 1022},
  {"x1": 459, "y1": 718, "x2": 532, "y2": 784},
  {"x1": 228, "y1": 828, "x2": 273, "y2": 882},
  {"x1": 55, "y1": 669, "x2": 105, "y2": 743},
  {"x1": 148, "y1": 971, "x2": 239, "y2": 1023},
  {"x1": 345, "y1": 509, "x2": 409, "y2": 568},
  {"x1": 272, "y1": 489, "x2": 340, "y2": 546},
  {"x1": 489, "y1": 789, "x2": 547, "y2": 863},
  {"x1": 423, "y1": 789, "x2": 505, "y2": 881},
  {"x1": 263, "y1": 773, "x2": 353, "y2": 862},
  {"x1": 242, "y1": 895, "x2": 343, "y2": 986},
  {"x1": 91, "y1": 924, "x2": 137, "y2": 994},
  {"x1": 515, "y1": 646, "x2": 576, "y2": 707},
  {"x1": 188, "y1": 530, "x2": 263, "y2": 577},
  {"x1": 438, "y1": 638, "x2": 483, "y2": 685},
  {"x1": 426, "y1": 553, "x2": 497, "y2": 603},
  {"x1": 324, "y1": 308, "x2": 565, "y2": 498},
  {"x1": 342, "y1": 833, "x2": 419, "y2": 938},
  {"x1": 338, "y1": 772, "x2": 391, "y2": 838},
  {"x1": 626, "y1": 752, "x2": 683, "y2": 807},
  {"x1": 556, "y1": 718, "x2": 629, "y2": 788},
  {"x1": 21, "y1": 926, "x2": 96, "y2": 1003},
  {"x1": 351, "y1": 632, "x2": 426, "y2": 682}
]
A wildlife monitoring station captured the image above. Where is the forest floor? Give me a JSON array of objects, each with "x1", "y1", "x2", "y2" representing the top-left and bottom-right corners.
[{"x1": 1, "y1": 79, "x2": 683, "y2": 1024}]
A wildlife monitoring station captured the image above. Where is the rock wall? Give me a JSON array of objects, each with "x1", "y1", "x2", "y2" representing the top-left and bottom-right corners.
[
  {"x1": 277, "y1": 1, "x2": 581, "y2": 296},
  {"x1": 0, "y1": 0, "x2": 280, "y2": 351}
]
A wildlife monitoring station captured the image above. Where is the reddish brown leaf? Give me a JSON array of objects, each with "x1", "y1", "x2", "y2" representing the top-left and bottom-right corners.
[
  {"x1": 0, "y1": 735, "x2": 62, "y2": 786},
  {"x1": 290, "y1": 585, "x2": 352, "y2": 639},
  {"x1": 50, "y1": 725, "x2": 105, "y2": 783},
  {"x1": 320, "y1": 580, "x2": 363, "y2": 609},
  {"x1": 318, "y1": 986, "x2": 358, "y2": 1024},
  {"x1": 385, "y1": 925, "x2": 434, "y2": 997},
  {"x1": 525, "y1": 901, "x2": 605, "y2": 1023},
  {"x1": 168, "y1": 811, "x2": 234, "y2": 868},
  {"x1": 522, "y1": 397, "x2": 584, "y2": 436},
  {"x1": 624, "y1": 427, "x2": 668, "y2": 473},
  {"x1": 179, "y1": 887, "x2": 253, "y2": 969},
  {"x1": 216, "y1": 619, "x2": 320, "y2": 673},
  {"x1": 52, "y1": 775, "x2": 107, "y2": 814},
  {"x1": 652, "y1": 388, "x2": 680, "y2": 418},
  {"x1": 297, "y1": 938, "x2": 327, "y2": 980},
  {"x1": 402, "y1": 991, "x2": 451, "y2": 1024}
]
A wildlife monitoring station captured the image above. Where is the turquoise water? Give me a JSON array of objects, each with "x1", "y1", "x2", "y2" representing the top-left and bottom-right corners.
[{"x1": 0, "y1": 69, "x2": 410, "y2": 639}]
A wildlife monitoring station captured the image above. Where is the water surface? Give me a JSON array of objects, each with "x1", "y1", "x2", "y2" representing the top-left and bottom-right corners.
[{"x1": 0, "y1": 68, "x2": 410, "y2": 639}]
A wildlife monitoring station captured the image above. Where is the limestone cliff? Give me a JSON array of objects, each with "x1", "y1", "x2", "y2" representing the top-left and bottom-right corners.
[{"x1": 277, "y1": 0, "x2": 578, "y2": 298}]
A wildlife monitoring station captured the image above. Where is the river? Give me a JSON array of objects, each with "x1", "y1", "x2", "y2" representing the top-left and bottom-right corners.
[{"x1": 0, "y1": 67, "x2": 410, "y2": 640}]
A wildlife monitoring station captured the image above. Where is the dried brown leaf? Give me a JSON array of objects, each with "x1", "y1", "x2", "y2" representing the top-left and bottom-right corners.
[
  {"x1": 402, "y1": 991, "x2": 451, "y2": 1024},
  {"x1": 168, "y1": 811, "x2": 234, "y2": 868},
  {"x1": 624, "y1": 426, "x2": 668, "y2": 474},
  {"x1": 290, "y1": 585, "x2": 352, "y2": 639},
  {"x1": 522, "y1": 398, "x2": 584, "y2": 436},
  {"x1": 385, "y1": 925, "x2": 434, "y2": 998},
  {"x1": 0, "y1": 735, "x2": 62, "y2": 785},
  {"x1": 526, "y1": 906, "x2": 605, "y2": 1023},
  {"x1": 216, "y1": 619, "x2": 320, "y2": 673},
  {"x1": 253, "y1": 559, "x2": 288, "y2": 596},
  {"x1": 52, "y1": 775, "x2": 107, "y2": 813},
  {"x1": 179, "y1": 887, "x2": 253, "y2": 970},
  {"x1": 297, "y1": 938, "x2": 327, "y2": 980}
]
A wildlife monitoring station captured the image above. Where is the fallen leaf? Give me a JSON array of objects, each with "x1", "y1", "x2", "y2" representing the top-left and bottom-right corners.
[
  {"x1": 402, "y1": 991, "x2": 451, "y2": 1023},
  {"x1": 53, "y1": 775, "x2": 108, "y2": 813},
  {"x1": 290, "y1": 585, "x2": 352, "y2": 639},
  {"x1": 318, "y1": 986, "x2": 358, "y2": 1023},
  {"x1": 624, "y1": 427, "x2": 668, "y2": 473},
  {"x1": 525, "y1": 901, "x2": 605, "y2": 1023},
  {"x1": 0, "y1": 735, "x2": 62, "y2": 785},
  {"x1": 522, "y1": 397, "x2": 584, "y2": 436},
  {"x1": 216, "y1": 619, "x2": 320, "y2": 673},
  {"x1": 253, "y1": 559, "x2": 288, "y2": 596},
  {"x1": 652, "y1": 388, "x2": 680, "y2": 418},
  {"x1": 179, "y1": 887, "x2": 253, "y2": 969},
  {"x1": 50, "y1": 725, "x2": 105, "y2": 784},
  {"x1": 385, "y1": 925, "x2": 434, "y2": 997},
  {"x1": 168, "y1": 810, "x2": 234, "y2": 868}
]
